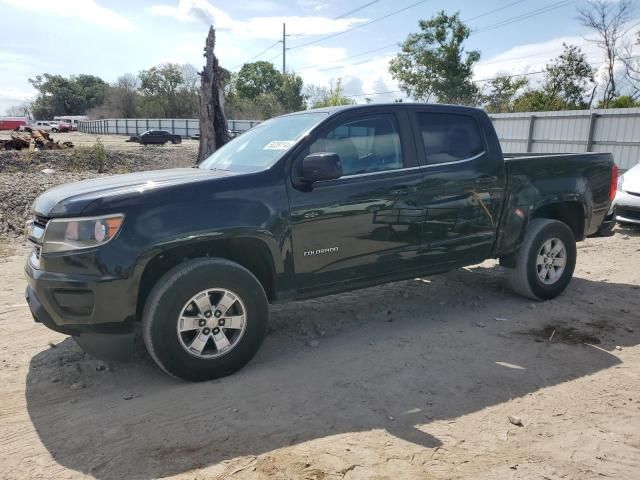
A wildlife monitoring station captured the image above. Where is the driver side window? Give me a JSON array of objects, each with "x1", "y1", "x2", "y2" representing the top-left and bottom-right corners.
[{"x1": 309, "y1": 115, "x2": 403, "y2": 176}]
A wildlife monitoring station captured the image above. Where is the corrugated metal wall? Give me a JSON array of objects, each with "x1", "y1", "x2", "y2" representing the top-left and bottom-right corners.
[
  {"x1": 490, "y1": 108, "x2": 640, "y2": 170},
  {"x1": 78, "y1": 118, "x2": 261, "y2": 138},
  {"x1": 79, "y1": 109, "x2": 640, "y2": 171}
]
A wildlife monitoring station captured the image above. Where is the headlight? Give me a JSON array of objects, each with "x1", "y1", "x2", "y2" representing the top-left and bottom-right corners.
[
  {"x1": 42, "y1": 214, "x2": 124, "y2": 253},
  {"x1": 617, "y1": 174, "x2": 624, "y2": 192}
]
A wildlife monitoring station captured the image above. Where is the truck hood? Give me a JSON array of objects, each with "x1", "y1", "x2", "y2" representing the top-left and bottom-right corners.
[{"x1": 34, "y1": 168, "x2": 231, "y2": 217}]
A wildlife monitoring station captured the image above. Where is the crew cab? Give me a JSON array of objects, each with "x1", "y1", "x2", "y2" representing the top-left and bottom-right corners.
[{"x1": 25, "y1": 104, "x2": 617, "y2": 381}]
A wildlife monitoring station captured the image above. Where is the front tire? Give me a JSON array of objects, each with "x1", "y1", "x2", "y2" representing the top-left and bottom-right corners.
[
  {"x1": 142, "y1": 258, "x2": 269, "y2": 381},
  {"x1": 506, "y1": 218, "x2": 577, "y2": 301}
]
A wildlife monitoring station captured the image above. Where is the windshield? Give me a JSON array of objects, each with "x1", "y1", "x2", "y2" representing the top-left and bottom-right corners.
[{"x1": 199, "y1": 112, "x2": 328, "y2": 173}]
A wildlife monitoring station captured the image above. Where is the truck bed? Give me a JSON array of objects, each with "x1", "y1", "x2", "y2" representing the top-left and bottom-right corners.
[{"x1": 498, "y1": 151, "x2": 614, "y2": 252}]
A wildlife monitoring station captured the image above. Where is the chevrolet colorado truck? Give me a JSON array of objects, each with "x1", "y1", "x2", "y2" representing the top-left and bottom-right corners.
[{"x1": 25, "y1": 104, "x2": 618, "y2": 381}]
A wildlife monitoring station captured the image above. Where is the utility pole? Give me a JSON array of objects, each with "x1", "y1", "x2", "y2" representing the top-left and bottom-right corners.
[{"x1": 282, "y1": 23, "x2": 286, "y2": 74}]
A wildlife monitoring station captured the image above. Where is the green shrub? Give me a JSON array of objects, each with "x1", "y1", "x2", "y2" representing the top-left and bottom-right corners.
[{"x1": 94, "y1": 137, "x2": 107, "y2": 173}]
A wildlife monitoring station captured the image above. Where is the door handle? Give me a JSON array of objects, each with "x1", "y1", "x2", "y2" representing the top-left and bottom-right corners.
[{"x1": 474, "y1": 175, "x2": 497, "y2": 185}]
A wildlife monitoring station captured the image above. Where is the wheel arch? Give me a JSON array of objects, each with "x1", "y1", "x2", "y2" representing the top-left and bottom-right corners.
[
  {"x1": 136, "y1": 237, "x2": 277, "y2": 321},
  {"x1": 532, "y1": 200, "x2": 586, "y2": 241}
]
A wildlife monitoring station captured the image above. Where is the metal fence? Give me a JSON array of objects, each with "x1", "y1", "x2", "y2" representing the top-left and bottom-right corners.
[
  {"x1": 78, "y1": 118, "x2": 261, "y2": 138},
  {"x1": 79, "y1": 108, "x2": 640, "y2": 170},
  {"x1": 489, "y1": 107, "x2": 640, "y2": 171}
]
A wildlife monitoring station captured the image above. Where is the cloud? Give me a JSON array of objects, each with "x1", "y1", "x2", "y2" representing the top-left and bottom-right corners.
[
  {"x1": 291, "y1": 47, "x2": 404, "y2": 103},
  {"x1": 148, "y1": 0, "x2": 366, "y2": 40},
  {"x1": 0, "y1": 87, "x2": 35, "y2": 102},
  {"x1": 2, "y1": 0, "x2": 135, "y2": 31},
  {"x1": 297, "y1": 0, "x2": 330, "y2": 12},
  {"x1": 149, "y1": 0, "x2": 233, "y2": 27}
]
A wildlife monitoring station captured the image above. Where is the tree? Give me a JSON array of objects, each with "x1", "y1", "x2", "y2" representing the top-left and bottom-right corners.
[
  {"x1": 622, "y1": 31, "x2": 640, "y2": 101},
  {"x1": 598, "y1": 95, "x2": 640, "y2": 108},
  {"x1": 235, "y1": 61, "x2": 283, "y2": 100},
  {"x1": 482, "y1": 75, "x2": 529, "y2": 113},
  {"x1": 139, "y1": 63, "x2": 199, "y2": 118},
  {"x1": 512, "y1": 89, "x2": 568, "y2": 112},
  {"x1": 506, "y1": 44, "x2": 596, "y2": 113},
  {"x1": 198, "y1": 26, "x2": 229, "y2": 161},
  {"x1": 29, "y1": 73, "x2": 107, "y2": 118},
  {"x1": 544, "y1": 43, "x2": 596, "y2": 108},
  {"x1": 4, "y1": 102, "x2": 32, "y2": 117},
  {"x1": 232, "y1": 61, "x2": 305, "y2": 115},
  {"x1": 278, "y1": 73, "x2": 305, "y2": 112},
  {"x1": 578, "y1": 0, "x2": 634, "y2": 108},
  {"x1": 305, "y1": 78, "x2": 355, "y2": 108},
  {"x1": 389, "y1": 11, "x2": 480, "y2": 105},
  {"x1": 87, "y1": 74, "x2": 141, "y2": 119}
]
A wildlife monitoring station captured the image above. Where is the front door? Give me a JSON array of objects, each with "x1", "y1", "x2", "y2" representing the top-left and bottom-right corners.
[{"x1": 287, "y1": 110, "x2": 425, "y2": 293}]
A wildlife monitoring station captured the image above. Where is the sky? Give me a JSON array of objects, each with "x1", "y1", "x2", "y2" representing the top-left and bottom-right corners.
[{"x1": 1, "y1": 0, "x2": 639, "y2": 114}]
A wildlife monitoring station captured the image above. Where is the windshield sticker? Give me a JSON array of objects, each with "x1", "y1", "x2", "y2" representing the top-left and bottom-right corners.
[{"x1": 264, "y1": 140, "x2": 295, "y2": 150}]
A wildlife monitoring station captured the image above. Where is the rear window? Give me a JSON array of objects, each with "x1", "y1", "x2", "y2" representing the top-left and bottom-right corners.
[{"x1": 416, "y1": 113, "x2": 484, "y2": 165}]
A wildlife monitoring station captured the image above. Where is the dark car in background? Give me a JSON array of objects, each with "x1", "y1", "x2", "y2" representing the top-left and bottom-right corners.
[{"x1": 129, "y1": 130, "x2": 182, "y2": 145}]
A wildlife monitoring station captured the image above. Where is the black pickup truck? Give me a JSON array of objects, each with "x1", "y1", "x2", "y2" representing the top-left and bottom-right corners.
[{"x1": 25, "y1": 104, "x2": 617, "y2": 381}]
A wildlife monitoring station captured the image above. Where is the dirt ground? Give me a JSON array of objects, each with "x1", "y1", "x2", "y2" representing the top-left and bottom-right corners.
[
  {"x1": 1, "y1": 226, "x2": 639, "y2": 480},
  {"x1": 0, "y1": 130, "x2": 200, "y2": 150},
  {"x1": 0, "y1": 132, "x2": 196, "y2": 237}
]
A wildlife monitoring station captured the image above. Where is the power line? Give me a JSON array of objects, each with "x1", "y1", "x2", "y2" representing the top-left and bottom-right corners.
[
  {"x1": 333, "y1": 0, "x2": 381, "y2": 19},
  {"x1": 463, "y1": 0, "x2": 527, "y2": 23},
  {"x1": 289, "y1": 0, "x2": 430, "y2": 50},
  {"x1": 231, "y1": 41, "x2": 280, "y2": 70},
  {"x1": 265, "y1": 52, "x2": 282, "y2": 63},
  {"x1": 291, "y1": 0, "x2": 582, "y2": 73},
  {"x1": 472, "y1": 0, "x2": 579, "y2": 35},
  {"x1": 229, "y1": 2, "x2": 383, "y2": 70}
]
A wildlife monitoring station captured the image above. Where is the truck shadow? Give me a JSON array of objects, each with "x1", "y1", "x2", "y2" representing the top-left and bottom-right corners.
[{"x1": 24, "y1": 264, "x2": 640, "y2": 479}]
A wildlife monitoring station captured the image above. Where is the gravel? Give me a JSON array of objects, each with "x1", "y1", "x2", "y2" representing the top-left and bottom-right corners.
[{"x1": 0, "y1": 146, "x2": 195, "y2": 238}]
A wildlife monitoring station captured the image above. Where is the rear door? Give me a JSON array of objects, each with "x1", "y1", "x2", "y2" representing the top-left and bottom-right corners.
[
  {"x1": 409, "y1": 107, "x2": 506, "y2": 266},
  {"x1": 287, "y1": 108, "x2": 425, "y2": 292}
]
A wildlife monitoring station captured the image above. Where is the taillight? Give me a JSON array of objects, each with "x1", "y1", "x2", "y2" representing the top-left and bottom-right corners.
[{"x1": 609, "y1": 164, "x2": 619, "y2": 202}]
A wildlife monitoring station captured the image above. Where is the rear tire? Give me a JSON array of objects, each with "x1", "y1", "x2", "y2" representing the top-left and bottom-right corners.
[
  {"x1": 506, "y1": 218, "x2": 577, "y2": 301},
  {"x1": 142, "y1": 258, "x2": 269, "y2": 381}
]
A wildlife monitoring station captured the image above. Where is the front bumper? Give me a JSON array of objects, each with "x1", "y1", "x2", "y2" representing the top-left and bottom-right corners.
[
  {"x1": 612, "y1": 190, "x2": 640, "y2": 225},
  {"x1": 25, "y1": 256, "x2": 137, "y2": 336}
]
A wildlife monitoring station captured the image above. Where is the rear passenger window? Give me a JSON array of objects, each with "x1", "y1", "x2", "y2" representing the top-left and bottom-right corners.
[{"x1": 416, "y1": 113, "x2": 484, "y2": 165}]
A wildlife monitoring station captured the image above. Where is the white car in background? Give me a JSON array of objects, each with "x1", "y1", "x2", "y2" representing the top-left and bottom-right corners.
[
  {"x1": 19, "y1": 121, "x2": 58, "y2": 132},
  {"x1": 613, "y1": 163, "x2": 640, "y2": 225}
]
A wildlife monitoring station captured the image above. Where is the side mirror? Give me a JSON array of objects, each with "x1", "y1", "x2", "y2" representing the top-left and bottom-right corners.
[{"x1": 301, "y1": 152, "x2": 343, "y2": 183}]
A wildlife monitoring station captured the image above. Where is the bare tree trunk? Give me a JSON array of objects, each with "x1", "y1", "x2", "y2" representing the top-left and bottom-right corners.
[{"x1": 198, "y1": 26, "x2": 230, "y2": 162}]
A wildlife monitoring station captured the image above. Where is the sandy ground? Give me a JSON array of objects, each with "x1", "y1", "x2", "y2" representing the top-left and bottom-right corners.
[{"x1": 1, "y1": 227, "x2": 639, "y2": 480}]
